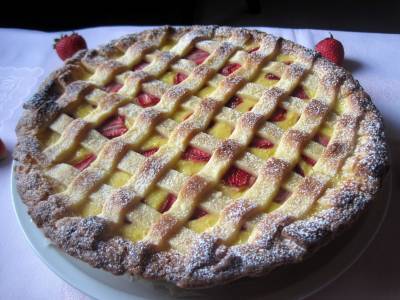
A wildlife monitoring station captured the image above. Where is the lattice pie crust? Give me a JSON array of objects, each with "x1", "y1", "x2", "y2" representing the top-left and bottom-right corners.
[{"x1": 14, "y1": 26, "x2": 388, "y2": 288}]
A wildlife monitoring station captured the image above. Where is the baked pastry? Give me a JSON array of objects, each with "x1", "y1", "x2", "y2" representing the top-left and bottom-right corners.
[{"x1": 14, "y1": 25, "x2": 388, "y2": 288}]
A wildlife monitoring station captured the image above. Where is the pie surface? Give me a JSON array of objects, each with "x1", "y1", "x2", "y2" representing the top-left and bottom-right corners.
[{"x1": 14, "y1": 26, "x2": 388, "y2": 288}]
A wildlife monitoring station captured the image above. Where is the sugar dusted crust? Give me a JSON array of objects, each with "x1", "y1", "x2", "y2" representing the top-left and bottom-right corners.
[{"x1": 14, "y1": 26, "x2": 389, "y2": 288}]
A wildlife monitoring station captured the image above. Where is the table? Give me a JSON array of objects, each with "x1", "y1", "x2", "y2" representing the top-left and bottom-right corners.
[{"x1": 0, "y1": 26, "x2": 399, "y2": 299}]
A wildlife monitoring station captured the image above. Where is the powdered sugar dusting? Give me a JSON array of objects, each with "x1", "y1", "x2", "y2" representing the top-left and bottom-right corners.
[{"x1": 13, "y1": 25, "x2": 389, "y2": 289}]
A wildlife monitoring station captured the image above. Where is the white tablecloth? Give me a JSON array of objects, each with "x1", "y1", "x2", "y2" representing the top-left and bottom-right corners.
[{"x1": 0, "y1": 26, "x2": 399, "y2": 299}]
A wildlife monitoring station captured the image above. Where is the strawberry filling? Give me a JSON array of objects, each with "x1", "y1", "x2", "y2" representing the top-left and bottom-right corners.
[
  {"x1": 104, "y1": 82, "x2": 123, "y2": 93},
  {"x1": 182, "y1": 146, "x2": 211, "y2": 162},
  {"x1": 314, "y1": 133, "x2": 330, "y2": 147},
  {"x1": 265, "y1": 73, "x2": 280, "y2": 80},
  {"x1": 73, "y1": 154, "x2": 96, "y2": 171},
  {"x1": 269, "y1": 107, "x2": 287, "y2": 122},
  {"x1": 160, "y1": 193, "x2": 177, "y2": 213},
  {"x1": 250, "y1": 137, "x2": 274, "y2": 149},
  {"x1": 291, "y1": 86, "x2": 309, "y2": 100},
  {"x1": 220, "y1": 63, "x2": 241, "y2": 76},
  {"x1": 141, "y1": 148, "x2": 159, "y2": 157},
  {"x1": 274, "y1": 189, "x2": 291, "y2": 203},
  {"x1": 98, "y1": 115, "x2": 128, "y2": 139},
  {"x1": 174, "y1": 72, "x2": 188, "y2": 84},
  {"x1": 226, "y1": 95, "x2": 243, "y2": 109},
  {"x1": 302, "y1": 154, "x2": 316, "y2": 166},
  {"x1": 186, "y1": 48, "x2": 209, "y2": 65},
  {"x1": 136, "y1": 92, "x2": 160, "y2": 108},
  {"x1": 248, "y1": 47, "x2": 259, "y2": 53},
  {"x1": 132, "y1": 61, "x2": 149, "y2": 71},
  {"x1": 190, "y1": 207, "x2": 208, "y2": 220},
  {"x1": 222, "y1": 166, "x2": 255, "y2": 188},
  {"x1": 283, "y1": 61, "x2": 292, "y2": 65}
]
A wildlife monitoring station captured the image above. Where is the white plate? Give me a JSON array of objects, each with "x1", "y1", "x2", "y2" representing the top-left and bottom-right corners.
[{"x1": 12, "y1": 166, "x2": 392, "y2": 300}]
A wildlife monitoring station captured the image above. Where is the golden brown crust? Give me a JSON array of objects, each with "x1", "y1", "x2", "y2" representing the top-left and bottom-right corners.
[{"x1": 14, "y1": 25, "x2": 389, "y2": 289}]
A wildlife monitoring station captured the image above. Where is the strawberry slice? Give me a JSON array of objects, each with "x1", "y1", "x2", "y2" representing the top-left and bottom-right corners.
[
  {"x1": 98, "y1": 115, "x2": 128, "y2": 139},
  {"x1": 174, "y1": 72, "x2": 188, "y2": 84},
  {"x1": 136, "y1": 92, "x2": 160, "y2": 108},
  {"x1": 141, "y1": 148, "x2": 159, "y2": 157},
  {"x1": 104, "y1": 82, "x2": 123, "y2": 93},
  {"x1": 226, "y1": 95, "x2": 243, "y2": 109},
  {"x1": 274, "y1": 189, "x2": 291, "y2": 203},
  {"x1": 182, "y1": 146, "x2": 211, "y2": 162},
  {"x1": 186, "y1": 48, "x2": 209, "y2": 65},
  {"x1": 294, "y1": 164, "x2": 305, "y2": 177},
  {"x1": 302, "y1": 154, "x2": 316, "y2": 166},
  {"x1": 291, "y1": 86, "x2": 309, "y2": 100},
  {"x1": 190, "y1": 207, "x2": 208, "y2": 220},
  {"x1": 250, "y1": 137, "x2": 274, "y2": 149},
  {"x1": 220, "y1": 63, "x2": 241, "y2": 76},
  {"x1": 73, "y1": 154, "x2": 96, "y2": 171},
  {"x1": 222, "y1": 166, "x2": 255, "y2": 188},
  {"x1": 132, "y1": 61, "x2": 149, "y2": 71},
  {"x1": 160, "y1": 193, "x2": 177, "y2": 213},
  {"x1": 265, "y1": 73, "x2": 280, "y2": 80},
  {"x1": 314, "y1": 134, "x2": 330, "y2": 147},
  {"x1": 269, "y1": 107, "x2": 287, "y2": 122},
  {"x1": 248, "y1": 47, "x2": 259, "y2": 53},
  {"x1": 0, "y1": 138, "x2": 7, "y2": 161}
]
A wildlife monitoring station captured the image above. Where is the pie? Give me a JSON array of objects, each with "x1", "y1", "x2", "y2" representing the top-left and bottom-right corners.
[{"x1": 14, "y1": 26, "x2": 389, "y2": 288}]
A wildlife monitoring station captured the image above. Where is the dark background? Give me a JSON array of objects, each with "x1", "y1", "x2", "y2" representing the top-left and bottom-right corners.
[{"x1": 2, "y1": 0, "x2": 400, "y2": 33}]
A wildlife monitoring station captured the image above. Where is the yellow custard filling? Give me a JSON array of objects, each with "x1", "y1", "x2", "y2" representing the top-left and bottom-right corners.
[
  {"x1": 160, "y1": 71, "x2": 176, "y2": 85},
  {"x1": 208, "y1": 121, "x2": 233, "y2": 140},
  {"x1": 106, "y1": 170, "x2": 131, "y2": 188},
  {"x1": 187, "y1": 213, "x2": 219, "y2": 233},
  {"x1": 74, "y1": 102, "x2": 95, "y2": 118}
]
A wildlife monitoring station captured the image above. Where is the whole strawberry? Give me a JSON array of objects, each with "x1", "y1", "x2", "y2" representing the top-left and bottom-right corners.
[
  {"x1": 0, "y1": 138, "x2": 7, "y2": 161},
  {"x1": 315, "y1": 33, "x2": 344, "y2": 66},
  {"x1": 54, "y1": 33, "x2": 87, "y2": 61}
]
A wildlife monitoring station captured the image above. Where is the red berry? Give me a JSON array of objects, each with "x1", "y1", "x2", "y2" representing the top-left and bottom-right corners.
[
  {"x1": 182, "y1": 146, "x2": 211, "y2": 162},
  {"x1": 248, "y1": 47, "x2": 259, "y2": 53},
  {"x1": 141, "y1": 148, "x2": 159, "y2": 157},
  {"x1": 294, "y1": 164, "x2": 305, "y2": 177},
  {"x1": 291, "y1": 86, "x2": 309, "y2": 100},
  {"x1": 98, "y1": 115, "x2": 128, "y2": 139},
  {"x1": 0, "y1": 139, "x2": 7, "y2": 161},
  {"x1": 265, "y1": 73, "x2": 280, "y2": 80},
  {"x1": 174, "y1": 73, "x2": 188, "y2": 85},
  {"x1": 73, "y1": 154, "x2": 96, "y2": 171},
  {"x1": 132, "y1": 61, "x2": 149, "y2": 71},
  {"x1": 222, "y1": 166, "x2": 255, "y2": 188},
  {"x1": 274, "y1": 189, "x2": 291, "y2": 203},
  {"x1": 226, "y1": 95, "x2": 243, "y2": 109},
  {"x1": 314, "y1": 134, "x2": 330, "y2": 147},
  {"x1": 136, "y1": 92, "x2": 160, "y2": 107},
  {"x1": 315, "y1": 33, "x2": 345, "y2": 66},
  {"x1": 186, "y1": 48, "x2": 209, "y2": 65},
  {"x1": 220, "y1": 63, "x2": 241, "y2": 76},
  {"x1": 104, "y1": 82, "x2": 123, "y2": 93},
  {"x1": 54, "y1": 33, "x2": 87, "y2": 61},
  {"x1": 269, "y1": 107, "x2": 287, "y2": 122},
  {"x1": 302, "y1": 154, "x2": 316, "y2": 166},
  {"x1": 160, "y1": 193, "x2": 177, "y2": 213},
  {"x1": 190, "y1": 207, "x2": 208, "y2": 220},
  {"x1": 250, "y1": 137, "x2": 274, "y2": 149}
]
